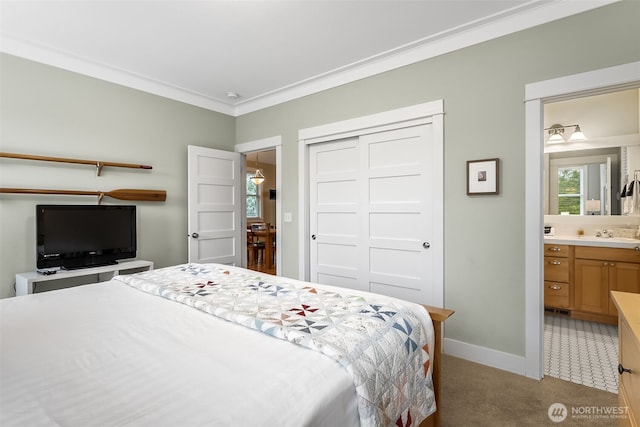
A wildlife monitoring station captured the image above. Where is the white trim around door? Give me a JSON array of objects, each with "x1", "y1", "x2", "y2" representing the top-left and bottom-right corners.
[
  {"x1": 235, "y1": 136, "x2": 283, "y2": 275},
  {"x1": 524, "y1": 61, "x2": 640, "y2": 380},
  {"x1": 298, "y1": 100, "x2": 445, "y2": 307}
]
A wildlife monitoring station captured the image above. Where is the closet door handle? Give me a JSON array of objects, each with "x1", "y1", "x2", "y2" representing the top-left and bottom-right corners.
[{"x1": 311, "y1": 234, "x2": 316, "y2": 240}]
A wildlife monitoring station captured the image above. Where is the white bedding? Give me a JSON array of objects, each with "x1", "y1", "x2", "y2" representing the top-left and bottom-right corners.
[{"x1": 0, "y1": 264, "x2": 434, "y2": 427}]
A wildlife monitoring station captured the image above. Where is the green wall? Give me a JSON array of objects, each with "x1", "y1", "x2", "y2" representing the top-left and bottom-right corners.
[
  {"x1": 1, "y1": 1, "x2": 638, "y2": 360},
  {"x1": 0, "y1": 55, "x2": 235, "y2": 298},
  {"x1": 235, "y1": 1, "x2": 640, "y2": 357}
]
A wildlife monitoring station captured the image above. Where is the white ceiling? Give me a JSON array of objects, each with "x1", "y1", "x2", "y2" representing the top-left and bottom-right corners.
[{"x1": 0, "y1": 1, "x2": 618, "y2": 116}]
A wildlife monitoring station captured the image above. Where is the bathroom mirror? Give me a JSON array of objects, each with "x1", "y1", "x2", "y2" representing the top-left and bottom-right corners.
[
  {"x1": 545, "y1": 147, "x2": 620, "y2": 215},
  {"x1": 543, "y1": 88, "x2": 640, "y2": 216}
]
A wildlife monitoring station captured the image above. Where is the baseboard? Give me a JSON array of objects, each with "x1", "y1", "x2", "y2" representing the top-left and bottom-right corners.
[{"x1": 443, "y1": 338, "x2": 526, "y2": 376}]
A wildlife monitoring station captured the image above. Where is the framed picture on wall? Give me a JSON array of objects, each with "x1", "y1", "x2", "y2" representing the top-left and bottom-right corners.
[{"x1": 467, "y1": 158, "x2": 499, "y2": 195}]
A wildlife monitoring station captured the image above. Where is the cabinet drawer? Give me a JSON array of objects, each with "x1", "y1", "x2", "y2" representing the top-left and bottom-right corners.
[
  {"x1": 575, "y1": 246, "x2": 640, "y2": 263},
  {"x1": 544, "y1": 281, "x2": 570, "y2": 308},
  {"x1": 620, "y1": 319, "x2": 640, "y2": 423},
  {"x1": 544, "y1": 244, "x2": 569, "y2": 258},
  {"x1": 544, "y1": 257, "x2": 570, "y2": 282}
]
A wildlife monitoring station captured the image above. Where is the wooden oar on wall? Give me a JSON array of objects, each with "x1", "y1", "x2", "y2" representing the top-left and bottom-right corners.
[
  {"x1": 0, "y1": 187, "x2": 166, "y2": 204},
  {"x1": 0, "y1": 152, "x2": 153, "y2": 176}
]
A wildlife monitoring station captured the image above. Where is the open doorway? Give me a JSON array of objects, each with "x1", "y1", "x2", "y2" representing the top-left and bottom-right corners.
[
  {"x1": 542, "y1": 88, "x2": 639, "y2": 393},
  {"x1": 245, "y1": 149, "x2": 277, "y2": 275},
  {"x1": 524, "y1": 61, "x2": 640, "y2": 381}
]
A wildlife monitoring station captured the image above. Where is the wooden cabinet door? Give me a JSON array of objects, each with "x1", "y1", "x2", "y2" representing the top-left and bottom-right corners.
[
  {"x1": 575, "y1": 259, "x2": 609, "y2": 314},
  {"x1": 608, "y1": 262, "x2": 640, "y2": 316}
]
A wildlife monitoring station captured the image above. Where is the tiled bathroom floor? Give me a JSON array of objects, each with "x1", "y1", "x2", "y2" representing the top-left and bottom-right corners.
[{"x1": 544, "y1": 314, "x2": 618, "y2": 394}]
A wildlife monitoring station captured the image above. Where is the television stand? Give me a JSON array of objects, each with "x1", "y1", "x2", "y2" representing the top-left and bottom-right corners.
[{"x1": 15, "y1": 260, "x2": 153, "y2": 296}]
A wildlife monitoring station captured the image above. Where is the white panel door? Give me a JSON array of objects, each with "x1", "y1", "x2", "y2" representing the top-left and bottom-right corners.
[
  {"x1": 362, "y1": 125, "x2": 433, "y2": 303},
  {"x1": 309, "y1": 138, "x2": 366, "y2": 290},
  {"x1": 309, "y1": 125, "x2": 435, "y2": 304},
  {"x1": 187, "y1": 145, "x2": 242, "y2": 266}
]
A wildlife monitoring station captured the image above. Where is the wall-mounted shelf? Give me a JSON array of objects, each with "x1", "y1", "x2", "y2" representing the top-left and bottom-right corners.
[
  {"x1": 0, "y1": 187, "x2": 166, "y2": 204},
  {"x1": 0, "y1": 151, "x2": 153, "y2": 176}
]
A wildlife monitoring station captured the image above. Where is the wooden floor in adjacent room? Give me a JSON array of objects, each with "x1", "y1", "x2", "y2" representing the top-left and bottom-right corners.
[{"x1": 247, "y1": 259, "x2": 275, "y2": 276}]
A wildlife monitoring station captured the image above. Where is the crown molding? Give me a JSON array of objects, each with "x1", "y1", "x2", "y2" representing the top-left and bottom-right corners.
[
  {"x1": 0, "y1": 0, "x2": 620, "y2": 117},
  {"x1": 0, "y1": 34, "x2": 236, "y2": 115},
  {"x1": 234, "y1": 0, "x2": 619, "y2": 115}
]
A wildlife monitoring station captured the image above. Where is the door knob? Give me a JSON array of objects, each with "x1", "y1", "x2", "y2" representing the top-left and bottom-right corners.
[
  {"x1": 423, "y1": 242, "x2": 430, "y2": 249},
  {"x1": 190, "y1": 232, "x2": 199, "y2": 239}
]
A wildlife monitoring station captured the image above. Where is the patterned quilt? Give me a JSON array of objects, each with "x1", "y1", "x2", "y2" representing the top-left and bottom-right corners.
[{"x1": 114, "y1": 263, "x2": 435, "y2": 426}]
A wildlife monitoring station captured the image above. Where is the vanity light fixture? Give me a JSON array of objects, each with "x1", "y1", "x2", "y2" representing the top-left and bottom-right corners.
[
  {"x1": 544, "y1": 123, "x2": 587, "y2": 144},
  {"x1": 567, "y1": 125, "x2": 586, "y2": 142}
]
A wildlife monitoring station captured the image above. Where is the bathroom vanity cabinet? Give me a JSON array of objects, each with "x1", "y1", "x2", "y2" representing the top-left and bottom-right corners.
[
  {"x1": 544, "y1": 244, "x2": 572, "y2": 310},
  {"x1": 544, "y1": 243, "x2": 640, "y2": 325}
]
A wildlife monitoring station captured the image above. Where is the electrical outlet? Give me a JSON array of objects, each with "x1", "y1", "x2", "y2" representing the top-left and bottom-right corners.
[{"x1": 284, "y1": 212, "x2": 292, "y2": 222}]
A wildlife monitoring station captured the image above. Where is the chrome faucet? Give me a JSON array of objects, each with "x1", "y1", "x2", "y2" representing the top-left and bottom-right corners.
[{"x1": 596, "y1": 229, "x2": 613, "y2": 238}]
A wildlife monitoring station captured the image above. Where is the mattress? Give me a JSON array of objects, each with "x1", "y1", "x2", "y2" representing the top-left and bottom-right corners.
[{"x1": 0, "y1": 263, "x2": 435, "y2": 426}]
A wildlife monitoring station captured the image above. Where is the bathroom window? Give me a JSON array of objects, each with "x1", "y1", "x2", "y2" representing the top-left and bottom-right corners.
[
  {"x1": 548, "y1": 152, "x2": 616, "y2": 215},
  {"x1": 557, "y1": 166, "x2": 584, "y2": 215}
]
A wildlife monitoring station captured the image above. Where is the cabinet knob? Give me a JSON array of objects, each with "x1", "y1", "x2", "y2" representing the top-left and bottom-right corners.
[
  {"x1": 549, "y1": 247, "x2": 561, "y2": 252},
  {"x1": 549, "y1": 284, "x2": 561, "y2": 290},
  {"x1": 549, "y1": 260, "x2": 561, "y2": 265},
  {"x1": 618, "y1": 364, "x2": 632, "y2": 375}
]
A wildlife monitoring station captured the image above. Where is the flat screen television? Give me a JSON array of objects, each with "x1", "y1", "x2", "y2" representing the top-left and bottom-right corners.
[{"x1": 36, "y1": 204, "x2": 137, "y2": 270}]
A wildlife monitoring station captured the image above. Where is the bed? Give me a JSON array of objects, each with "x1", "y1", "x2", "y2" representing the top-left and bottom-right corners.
[{"x1": 0, "y1": 263, "x2": 452, "y2": 427}]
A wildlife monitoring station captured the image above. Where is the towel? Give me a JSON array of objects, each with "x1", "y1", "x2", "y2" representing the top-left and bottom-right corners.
[{"x1": 629, "y1": 179, "x2": 640, "y2": 216}]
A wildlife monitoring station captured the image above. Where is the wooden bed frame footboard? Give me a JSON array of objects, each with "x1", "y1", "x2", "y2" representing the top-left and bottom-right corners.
[{"x1": 420, "y1": 305, "x2": 455, "y2": 427}]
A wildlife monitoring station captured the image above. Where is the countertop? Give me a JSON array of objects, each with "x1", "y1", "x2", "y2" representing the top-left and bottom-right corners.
[
  {"x1": 610, "y1": 291, "x2": 640, "y2": 340},
  {"x1": 544, "y1": 234, "x2": 640, "y2": 249}
]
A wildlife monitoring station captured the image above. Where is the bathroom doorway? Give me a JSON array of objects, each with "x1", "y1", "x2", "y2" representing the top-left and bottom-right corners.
[
  {"x1": 541, "y1": 88, "x2": 640, "y2": 392},
  {"x1": 524, "y1": 61, "x2": 640, "y2": 381}
]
